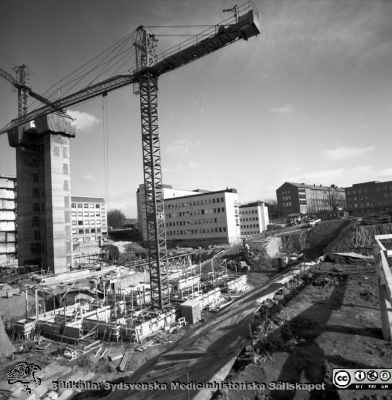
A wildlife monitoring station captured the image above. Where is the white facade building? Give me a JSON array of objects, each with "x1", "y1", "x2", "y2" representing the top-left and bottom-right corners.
[
  {"x1": 137, "y1": 184, "x2": 241, "y2": 246},
  {"x1": 71, "y1": 196, "x2": 108, "y2": 265},
  {"x1": 137, "y1": 184, "x2": 200, "y2": 242},
  {"x1": 0, "y1": 176, "x2": 17, "y2": 265},
  {"x1": 239, "y1": 201, "x2": 269, "y2": 237}
]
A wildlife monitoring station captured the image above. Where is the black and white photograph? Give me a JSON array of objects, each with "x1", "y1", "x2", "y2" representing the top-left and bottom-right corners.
[{"x1": 0, "y1": 0, "x2": 391, "y2": 399}]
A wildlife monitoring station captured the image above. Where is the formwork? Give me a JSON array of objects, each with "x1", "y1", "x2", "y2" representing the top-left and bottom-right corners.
[
  {"x1": 226, "y1": 275, "x2": 247, "y2": 292},
  {"x1": 11, "y1": 303, "x2": 111, "y2": 340}
]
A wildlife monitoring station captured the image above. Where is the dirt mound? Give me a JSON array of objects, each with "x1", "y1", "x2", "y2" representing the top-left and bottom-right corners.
[
  {"x1": 278, "y1": 220, "x2": 353, "y2": 259},
  {"x1": 0, "y1": 317, "x2": 15, "y2": 360},
  {"x1": 326, "y1": 222, "x2": 392, "y2": 254},
  {"x1": 280, "y1": 230, "x2": 307, "y2": 253}
]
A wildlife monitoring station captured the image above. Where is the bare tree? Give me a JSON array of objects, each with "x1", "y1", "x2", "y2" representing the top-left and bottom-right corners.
[
  {"x1": 328, "y1": 191, "x2": 345, "y2": 211},
  {"x1": 107, "y1": 209, "x2": 126, "y2": 229},
  {"x1": 263, "y1": 198, "x2": 278, "y2": 218}
]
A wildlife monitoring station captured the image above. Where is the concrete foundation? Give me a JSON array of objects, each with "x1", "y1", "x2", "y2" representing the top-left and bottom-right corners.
[{"x1": 7, "y1": 114, "x2": 75, "y2": 273}]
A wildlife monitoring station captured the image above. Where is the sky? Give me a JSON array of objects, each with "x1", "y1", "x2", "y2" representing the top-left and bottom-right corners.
[{"x1": 1, "y1": 0, "x2": 391, "y2": 217}]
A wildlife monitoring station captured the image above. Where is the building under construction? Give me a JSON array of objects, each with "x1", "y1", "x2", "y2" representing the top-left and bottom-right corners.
[{"x1": 0, "y1": 1, "x2": 260, "y2": 364}]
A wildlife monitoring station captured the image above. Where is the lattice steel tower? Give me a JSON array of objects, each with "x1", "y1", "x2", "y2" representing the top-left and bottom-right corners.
[{"x1": 134, "y1": 27, "x2": 169, "y2": 309}]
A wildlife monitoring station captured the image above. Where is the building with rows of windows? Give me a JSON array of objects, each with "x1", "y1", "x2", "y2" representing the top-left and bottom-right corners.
[
  {"x1": 239, "y1": 201, "x2": 269, "y2": 237},
  {"x1": 276, "y1": 182, "x2": 346, "y2": 217},
  {"x1": 345, "y1": 180, "x2": 392, "y2": 215},
  {"x1": 71, "y1": 196, "x2": 108, "y2": 265},
  {"x1": 136, "y1": 184, "x2": 197, "y2": 242},
  {"x1": 137, "y1": 184, "x2": 241, "y2": 247},
  {"x1": 0, "y1": 176, "x2": 17, "y2": 266}
]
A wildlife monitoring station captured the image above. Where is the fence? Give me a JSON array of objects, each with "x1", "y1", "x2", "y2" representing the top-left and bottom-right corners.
[{"x1": 374, "y1": 234, "x2": 392, "y2": 341}]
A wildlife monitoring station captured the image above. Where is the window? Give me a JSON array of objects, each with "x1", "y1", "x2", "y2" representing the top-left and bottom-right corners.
[
  {"x1": 32, "y1": 188, "x2": 39, "y2": 198},
  {"x1": 64, "y1": 180, "x2": 69, "y2": 191},
  {"x1": 62, "y1": 163, "x2": 69, "y2": 174},
  {"x1": 63, "y1": 147, "x2": 68, "y2": 158},
  {"x1": 54, "y1": 146, "x2": 60, "y2": 156},
  {"x1": 33, "y1": 203, "x2": 40, "y2": 212}
]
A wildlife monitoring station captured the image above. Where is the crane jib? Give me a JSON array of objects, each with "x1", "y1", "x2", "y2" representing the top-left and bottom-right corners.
[{"x1": 0, "y1": 7, "x2": 260, "y2": 135}]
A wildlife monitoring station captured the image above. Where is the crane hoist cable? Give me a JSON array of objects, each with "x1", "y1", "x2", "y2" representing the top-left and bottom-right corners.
[{"x1": 102, "y1": 94, "x2": 109, "y2": 210}]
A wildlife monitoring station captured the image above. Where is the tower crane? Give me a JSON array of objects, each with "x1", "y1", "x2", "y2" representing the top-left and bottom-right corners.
[
  {"x1": 0, "y1": 65, "x2": 67, "y2": 117},
  {"x1": 0, "y1": 2, "x2": 260, "y2": 309}
]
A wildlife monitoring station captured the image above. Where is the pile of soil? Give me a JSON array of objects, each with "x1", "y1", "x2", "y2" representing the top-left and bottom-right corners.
[{"x1": 326, "y1": 222, "x2": 392, "y2": 254}]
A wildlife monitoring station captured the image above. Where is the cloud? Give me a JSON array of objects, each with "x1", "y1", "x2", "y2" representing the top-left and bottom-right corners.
[
  {"x1": 80, "y1": 174, "x2": 96, "y2": 182},
  {"x1": 268, "y1": 104, "x2": 293, "y2": 114},
  {"x1": 188, "y1": 161, "x2": 201, "y2": 169},
  {"x1": 288, "y1": 168, "x2": 345, "y2": 182},
  {"x1": 166, "y1": 137, "x2": 199, "y2": 154},
  {"x1": 288, "y1": 165, "x2": 378, "y2": 186},
  {"x1": 377, "y1": 168, "x2": 392, "y2": 178},
  {"x1": 323, "y1": 145, "x2": 375, "y2": 161},
  {"x1": 66, "y1": 110, "x2": 100, "y2": 131}
]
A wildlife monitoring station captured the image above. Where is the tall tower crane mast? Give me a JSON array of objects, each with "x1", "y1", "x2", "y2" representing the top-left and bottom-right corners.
[
  {"x1": 0, "y1": 2, "x2": 260, "y2": 309},
  {"x1": 0, "y1": 65, "x2": 68, "y2": 118}
]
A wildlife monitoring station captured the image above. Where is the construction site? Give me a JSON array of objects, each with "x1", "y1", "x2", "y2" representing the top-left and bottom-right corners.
[{"x1": 0, "y1": 1, "x2": 392, "y2": 400}]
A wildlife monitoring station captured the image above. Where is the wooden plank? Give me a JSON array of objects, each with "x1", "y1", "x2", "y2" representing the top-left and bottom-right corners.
[
  {"x1": 375, "y1": 247, "x2": 392, "y2": 342},
  {"x1": 118, "y1": 349, "x2": 132, "y2": 372}
]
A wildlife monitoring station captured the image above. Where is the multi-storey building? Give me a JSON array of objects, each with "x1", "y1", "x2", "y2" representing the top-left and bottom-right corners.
[
  {"x1": 276, "y1": 182, "x2": 346, "y2": 217},
  {"x1": 8, "y1": 126, "x2": 74, "y2": 273},
  {"x1": 0, "y1": 176, "x2": 17, "y2": 265},
  {"x1": 239, "y1": 201, "x2": 269, "y2": 237},
  {"x1": 137, "y1": 184, "x2": 200, "y2": 242},
  {"x1": 345, "y1": 181, "x2": 392, "y2": 215},
  {"x1": 137, "y1": 184, "x2": 241, "y2": 246},
  {"x1": 71, "y1": 196, "x2": 108, "y2": 265}
]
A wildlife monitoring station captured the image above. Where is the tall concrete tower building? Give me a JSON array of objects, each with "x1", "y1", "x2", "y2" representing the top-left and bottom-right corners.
[{"x1": 7, "y1": 114, "x2": 75, "y2": 273}]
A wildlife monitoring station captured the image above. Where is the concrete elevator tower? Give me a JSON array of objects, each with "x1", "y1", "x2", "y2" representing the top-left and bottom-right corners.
[{"x1": 7, "y1": 114, "x2": 75, "y2": 274}]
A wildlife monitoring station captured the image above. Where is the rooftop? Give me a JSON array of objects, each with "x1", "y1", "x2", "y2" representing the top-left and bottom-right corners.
[
  {"x1": 71, "y1": 196, "x2": 105, "y2": 203},
  {"x1": 164, "y1": 188, "x2": 237, "y2": 202},
  {"x1": 284, "y1": 182, "x2": 345, "y2": 191}
]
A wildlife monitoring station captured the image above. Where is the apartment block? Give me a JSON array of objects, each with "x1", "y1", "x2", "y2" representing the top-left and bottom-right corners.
[
  {"x1": 239, "y1": 201, "x2": 269, "y2": 237},
  {"x1": 71, "y1": 196, "x2": 108, "y2": 264},
  {"x1": 277, "y1": 182, "x2": 346, "y2": 217},
  {"x1": 345, "y1": 181, "x2": 392, "y2": 215},
  {"x1": 0, "y1": 176, "x2": 17, "y2": 265},
  {"x1": 137, "y1": 184, "x2": 241, "y2": 246}
]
